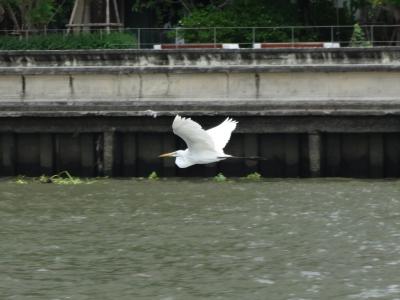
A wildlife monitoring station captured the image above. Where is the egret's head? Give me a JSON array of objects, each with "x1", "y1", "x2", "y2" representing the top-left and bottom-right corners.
[
  {"x1": 158, "y1": 150, "x2": 186, "y2": 158},
  {"x1": 159, "y1": 150, "x2": 192, "y2": 168}
]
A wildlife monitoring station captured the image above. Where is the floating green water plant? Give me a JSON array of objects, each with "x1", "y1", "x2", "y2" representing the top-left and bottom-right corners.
[
  {"x1": 148, "y1": 171, "x2": 159, "y2": 180},
  {"x1": 37, "y1": 171, "x2": 95, "y2": 185},
  {"x1": 49, "y1": 171, "x2": 83, "y2": 185},
  {"x1": 245, "y1": 172, "x2": 262, "y2": 181},
  {"x1": 15, "y1": 176, "x2": 28, "y2": 184},
  {"x1": 213, "y1": 172, "x2": 227, "y2": 182}
]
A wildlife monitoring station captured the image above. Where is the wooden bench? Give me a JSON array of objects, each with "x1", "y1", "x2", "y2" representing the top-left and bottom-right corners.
[
  {"x1": 153, "y1": 43, "x2": 239, "y2": 50},
  {"x1": 254, "y1": 42, "x2": 340, "y2": 49}
]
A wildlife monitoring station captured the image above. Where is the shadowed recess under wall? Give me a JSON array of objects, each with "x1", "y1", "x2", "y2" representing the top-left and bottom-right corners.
[{"x1": 1, "y1": 131, "x2": 400, "y2": 178}]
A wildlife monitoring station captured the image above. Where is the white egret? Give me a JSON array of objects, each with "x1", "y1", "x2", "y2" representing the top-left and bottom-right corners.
[
  {"x1": 159, "y1": 115, "x2": 236, "y2": 168},
  {"x1": 159, "y1": 115, "x2": 263, "y2": 168}
]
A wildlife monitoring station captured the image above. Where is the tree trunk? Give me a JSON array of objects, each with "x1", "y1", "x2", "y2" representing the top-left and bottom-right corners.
[{"x1": 5, "y1": 3, "x2": 21, "y2": 31}]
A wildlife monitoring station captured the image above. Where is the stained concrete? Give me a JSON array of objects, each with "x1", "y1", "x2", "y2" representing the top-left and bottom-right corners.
[{"x1": 0, "y1": 48, "x2": 400, "y2": 177}]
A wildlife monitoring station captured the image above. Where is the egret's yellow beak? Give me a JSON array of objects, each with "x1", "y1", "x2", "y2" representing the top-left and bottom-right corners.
[{"x1": 159, "y1": 152, "x2": 175, "y2": 158}]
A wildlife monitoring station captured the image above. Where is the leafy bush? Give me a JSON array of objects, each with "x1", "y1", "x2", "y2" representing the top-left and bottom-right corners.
[
  {"x1": 0, "y1": 32, "x2": 137, "y2": 50},
  {"x1": 179, "y1": 0, "x2": 299, "y2": 44},
  {"x1": 350, "y1": 23, "x2": 372, "y2": 47}
]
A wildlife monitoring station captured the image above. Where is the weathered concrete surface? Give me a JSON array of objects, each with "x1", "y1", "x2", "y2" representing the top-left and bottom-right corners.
[
  {"x1": 0, "y1": 48, "x2": 400, "y2": 104},
  {"x1": 0, "y1": 48, "x2": 399, "y2": 177},
  {"x1": 1, "y1": 71, "x2": 400, "y2": 102},
  {"x1": 0, "y1": 47, "x2": 400, "y2": 67}
]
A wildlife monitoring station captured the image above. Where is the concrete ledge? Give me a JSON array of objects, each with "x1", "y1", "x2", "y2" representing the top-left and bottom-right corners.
[
  {"x1": 0, "y1": 47, "x2": 400, "y2": 68},
  {"x1": 1, "y1": 64, "x2": 400, "y2": 75},
  {"x1": 1, "y1": 100, "x2": 400, "y2": 117}
]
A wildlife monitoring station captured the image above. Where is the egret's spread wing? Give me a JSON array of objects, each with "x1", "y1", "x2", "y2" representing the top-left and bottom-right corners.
[
  {"x1": 172, "y1": 115, "x2": 215, "y2": 152},
  {"x1": 206, "y1": 117, "x2": 238, "y2": 150}
]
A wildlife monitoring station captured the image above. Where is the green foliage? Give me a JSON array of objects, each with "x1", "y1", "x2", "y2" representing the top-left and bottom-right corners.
[
  {"x1": 213, "y1": 172, "x2": 227, "y2": 182},
  {"x1": 148, "y1": 171, "x2": 159, "y2": 180},
  {"x1": 29, "y1": 0, "x2": 55, "y2": 27},
  {"x1": 180, "y1": 1, "x2": 299, "y2": 44},
  {"x1": 0, "y1": 32, "x2": 137, "y2": 50},
  {"x1": 245, "y1": 172, "x2": 262, "y2": 181},
  {"x1": 1, "y1": 0, "x2": 56, "y2": 29},
  {"x1": 350, "y1": 23, "x2": 371, "y2": 47},
  {"x1": 371, "y1": 0, "x2": 400, "y2": 5}
]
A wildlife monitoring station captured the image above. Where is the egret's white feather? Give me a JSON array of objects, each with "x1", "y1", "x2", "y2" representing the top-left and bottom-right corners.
[
  {"x1": 164, "y1": 115, "x2": 238, "y2": 168},
  {"x1": 207, "y1": 117, "x2": 238, "y2": 152},
  {"x1": 172, "y1": 115, "x2": 215, "y2": 154}
]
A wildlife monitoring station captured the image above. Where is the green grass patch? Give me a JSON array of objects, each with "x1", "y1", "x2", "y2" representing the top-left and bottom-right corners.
[{"x1": 0, "y1": 32, "x2": 137, "y2": 50}]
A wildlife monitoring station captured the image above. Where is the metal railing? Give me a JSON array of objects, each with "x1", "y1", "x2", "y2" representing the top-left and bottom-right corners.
[{"x1": 0, "y1": 25, "x2": 399, "y2": 49}]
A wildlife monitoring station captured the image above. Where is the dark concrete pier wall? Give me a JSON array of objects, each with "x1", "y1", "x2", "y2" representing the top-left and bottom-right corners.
[
  {"x1": 1, "y1": 47, "x2": 400, "y2": 177},
  {"x1": 1, "y1": 115, "x2": 400, "y2": 178}
]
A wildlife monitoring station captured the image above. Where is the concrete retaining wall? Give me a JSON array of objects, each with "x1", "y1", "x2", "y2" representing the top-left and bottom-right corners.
[
  {"x1": 2, "y1": 71, "x2": 400, "y2": 102},
  {"x1": 1, "y1": 47, "x2": 400, "y2": 177}
]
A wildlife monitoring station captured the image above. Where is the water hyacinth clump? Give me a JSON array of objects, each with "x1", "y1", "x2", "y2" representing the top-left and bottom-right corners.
[
  {"x1": 148, "y1": 171, "x2": 159, "y2": 180},
  {"x1": 39, "y1": 171, "x2": 95, "y2": 185},
  {"x1": 245, "y1": 172, "x2": 262, "y2": 181},
  {"x1": 49, "y1": 171, "x2": 83, "y2": 185},
  {"x1": 213, "y1": 173, "x2": 227, "y2": 182},
  {"x1": 15, "y1": 176, "x2": 28, "y2": 184}
]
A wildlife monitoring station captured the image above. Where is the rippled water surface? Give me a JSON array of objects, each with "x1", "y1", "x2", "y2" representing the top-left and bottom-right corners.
[{"x1": 1, "y1": 178, "x2": 400, "y2": 300}]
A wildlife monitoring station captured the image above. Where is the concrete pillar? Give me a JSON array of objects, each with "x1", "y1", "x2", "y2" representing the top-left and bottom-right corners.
[
  {"x1": 16, "y1": 134, "x2": 41, "y2": 176},
  {"x1": 122, "y1": 133, "x2": 137, "y2": 176},
  {"x1": 285, "y1": 134, "x2": 299, "y2": 177},
  {"x1": 308, "y1": 133, "x2": 321, "y2": 177},
  {"x1": 204, "y1": 162, "x2": 218, "y2": 177},
  {"x1": 259, "y1": 134, "x2": 285, "y2": 177},
  {"x1": 103, "y1": 131, "x2": 114, "y2": 176},
  {"x1": 80, "y1": 133, "x2": 95, "y2": 177},
  {"x1": 385, "y1": 133, "x2": 400, "y2": 177},
  {"x1": 162, "y1": 134, "x2": 176, "y2": 177},
  {"x1": 342, "y1": 134, "x2": 368, "y2": 177},
  {"x1": 220, "y1": 134, "x2": 244, "y2": 176},
  {"x1": 137, "y1": 133, "x2": 162, "y2": 177},
  {"x1": 40, "y1": 134, "x2": 53, "y2": 175},
  {"x1": 1, "y1": 133, "x2": 16, "y2": 176},
  {"x1": 326, "y1": 134, "x2": 341, "y2": 177},
  {"x1": 243, "y1": 134, "x2": 258, "y2": 174},
  {"x1": 369, "y1": 133, "x2": 383, "y2": 178}
]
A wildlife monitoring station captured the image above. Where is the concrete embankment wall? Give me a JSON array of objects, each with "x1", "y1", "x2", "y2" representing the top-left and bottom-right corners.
[{"x1": 1, "y1": 48, "x2": 400, "y2": 177}]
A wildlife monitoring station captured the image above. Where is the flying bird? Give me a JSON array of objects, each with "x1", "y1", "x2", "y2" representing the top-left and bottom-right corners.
[
  {"x1": 159, "y1": 115, "x2": 264, "y2": 168},
  {"x1": 159, "y1": 115, "x2": 237, "y2": 168}
]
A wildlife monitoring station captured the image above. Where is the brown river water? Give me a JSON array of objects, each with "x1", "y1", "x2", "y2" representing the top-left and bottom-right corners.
[{"x1": 1, "y1": 178, "x2": 400, "y2": 299}]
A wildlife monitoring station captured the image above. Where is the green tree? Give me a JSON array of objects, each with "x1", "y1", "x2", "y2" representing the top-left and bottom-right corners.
[
  {"x1": 350, "y1": 23, "x2": 371, "y2": 46},
  {"x1": 179, "y1": 0, "x2": 299, "y2": 44},
  {"x1": 0, "y1": 0, "x2": 55, "y2": 31}
]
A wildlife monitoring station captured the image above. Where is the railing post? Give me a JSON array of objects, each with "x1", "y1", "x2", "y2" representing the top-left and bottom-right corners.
[
  {"x1": 213, "y1": 27, "x2": 217, "y2": 47},
  {"x1": 252, "y1": 27, "x2": 256, "y2": 46},
  {"x1": 175, "y1": 27, "x2": 178, "y2": 48},
  {"x1": 370, "y1": 25, "x2": 374, "y2": 46},
  {"x1": 291, "y1": 27, "x2": 295, "y2": 47},
  {"x1": 331, "y1": 26, "x2": 334, "y2": 43},
  {"x1": 137, "y1": 28, "x2": 141, "y2": 49}
]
